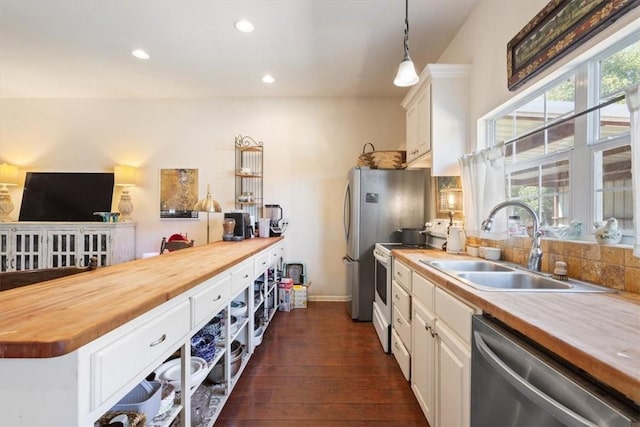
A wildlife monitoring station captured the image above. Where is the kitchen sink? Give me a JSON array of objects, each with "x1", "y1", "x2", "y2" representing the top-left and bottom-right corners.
[
  {"x1": 456, "y1": 272, "x2": 572, "y2": 290},
  {"x1": 425, "y1": 260, "x2": 513, "y2": 272},
  {"x1": 423, "y1": 260, "x2": 613, "y2": 293}
]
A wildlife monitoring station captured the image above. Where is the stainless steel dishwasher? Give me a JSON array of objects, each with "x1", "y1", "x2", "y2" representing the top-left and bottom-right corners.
[{"x1": 471, "y1": 315, "x2": 639, "y2": 427}]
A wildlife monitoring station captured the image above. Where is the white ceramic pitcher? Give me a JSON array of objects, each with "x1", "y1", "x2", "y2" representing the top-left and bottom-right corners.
[{"x1": 446, "y1": 226, "x2": 466, "y2": 254}]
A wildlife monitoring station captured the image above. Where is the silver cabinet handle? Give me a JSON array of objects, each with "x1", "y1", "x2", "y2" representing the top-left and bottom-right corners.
[
  {"x1": 394, "y1": 294, "x2": 400, "y2": 299},
  {"x1": 473, "y1": 330, "x2": 597, "y2": 427},
  {"x1": 430, "y1": 329, "x2": 438, "y2": 338},
  {"x1": 213, "y1": 295, "x2": 222, "y2": 302},
  {"x1": 244, "y1": 274, "x2": 249, "y2": 279},
  {"x1": 396, "y1": 318, "x2": 402, "y2": 325},
  {"x1": 149, "y1": 334, "x2": 167, "y2": 347},
  {"x1": 424, "y1": 324, "x2": 431, "y2": 331}
]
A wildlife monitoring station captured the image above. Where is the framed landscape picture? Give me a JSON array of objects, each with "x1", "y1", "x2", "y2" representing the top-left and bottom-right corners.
[
  {"x1": 160, "y1": 168, "x2": 199, "y2": 219},
  {"x1": 507, "y1": 0, "x2": 640, "y2": 91}
]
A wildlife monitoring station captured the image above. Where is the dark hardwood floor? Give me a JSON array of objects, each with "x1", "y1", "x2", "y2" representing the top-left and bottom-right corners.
[{"x1": 215, "y1": 301, "x2": 430, "y2": 427}]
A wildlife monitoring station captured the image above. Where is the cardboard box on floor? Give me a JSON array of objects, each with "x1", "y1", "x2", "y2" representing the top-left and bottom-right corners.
[{"x1": 293, "y1": 281, "x2": 311, "y2": 309}]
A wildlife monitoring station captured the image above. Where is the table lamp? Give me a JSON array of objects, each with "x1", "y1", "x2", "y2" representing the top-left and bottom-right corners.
[
  {"x1": 194, "y1": 184, "x2": 222, "y2": 243},
  {"x1": 0, "y1": 163, "x2": 19, "y2": 222},
  {"x1": 114, "y1": 165, "x2": 137, "y2": 221}
]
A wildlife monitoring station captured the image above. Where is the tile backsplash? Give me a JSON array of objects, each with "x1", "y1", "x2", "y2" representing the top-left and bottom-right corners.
[{"x1": 466, "y1": 236, "x2": 640, "y2": 294}]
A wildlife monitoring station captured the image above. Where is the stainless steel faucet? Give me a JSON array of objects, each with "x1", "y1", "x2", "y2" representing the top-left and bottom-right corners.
[{"x1": 481, "y1": 201, "x2": 543, "y2": 272}]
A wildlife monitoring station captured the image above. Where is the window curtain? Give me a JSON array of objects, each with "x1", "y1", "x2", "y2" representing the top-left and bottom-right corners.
[
  {"x1": 459, "y1": 145, "x2": 506, "y2": 237},
  {"x1": 625, "y1": 84, "x2": 640, "y2": 258}
]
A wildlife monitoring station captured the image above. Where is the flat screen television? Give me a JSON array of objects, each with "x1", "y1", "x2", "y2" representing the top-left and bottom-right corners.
[{"x1": 19, "y1": 172, "x2": 114, "y2": 222}]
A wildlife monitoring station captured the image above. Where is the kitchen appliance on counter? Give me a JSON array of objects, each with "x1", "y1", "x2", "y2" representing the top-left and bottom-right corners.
[
  {"x1": 471, "y1": 315, "x2": 639, "y2": 427},
  {"x1": 265, "y1": 204, "x2": 285, "y2": 236},
  {"x1": 343, "y1": 167, "x2": 427, "y2": 322},
  {"x1": 425, "y1": 218, "x2": 463, "y2": 250},
  {"x1": 224, "y1": 212, "x2": 252, "y2": 240}
]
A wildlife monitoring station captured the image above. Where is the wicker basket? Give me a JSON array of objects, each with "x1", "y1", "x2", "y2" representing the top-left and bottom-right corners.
[
  {"x1": 357, "y1": 143, "x2": 406, "y2": 169},
  {"x1": 96, "y1": 411, "x2": 146, "y2": 427}
]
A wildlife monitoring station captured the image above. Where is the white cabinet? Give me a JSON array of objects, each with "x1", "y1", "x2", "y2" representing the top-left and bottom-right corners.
[
  {"x1": 0, "y1": 226, "x2": 44, "y2": 271},
  {"x1": 412, "y1": 298, "x2": 436, "y2": 426},
  {"x1": 436, "y1": 320, "x2": 471, "y2": 427},
  {"x1": 405, "y1": 84, "x2": 431, "y2": 163},
  {"x1": 0, "y1": 239, "x2": 284, "y2": 427},
  {"x1": 401, "y1": 64, "x2": 470, "y2": 175},
  {"x1": 411, "y1": 270, "x2": 478, "y2": 427},
  {"x1": 0, "y1": 222, "x2": 135, "y2": 271},
  {"x1": 391, "y1": 260, "x2": 413, "y2": 381}
]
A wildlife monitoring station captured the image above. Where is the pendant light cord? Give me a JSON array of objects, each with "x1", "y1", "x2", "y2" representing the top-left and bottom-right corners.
[{"x1": 403, "y1": 0, "x2": 410, "y2": 58}]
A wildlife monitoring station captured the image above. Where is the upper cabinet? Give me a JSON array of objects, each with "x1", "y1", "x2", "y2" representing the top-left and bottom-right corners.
[{"x1": 402, "y1": 64, "x2": 470, "y2": 176}]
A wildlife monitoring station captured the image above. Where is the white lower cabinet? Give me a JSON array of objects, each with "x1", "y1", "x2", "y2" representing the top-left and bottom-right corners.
[
  {"x1": 411, "y1": 269, "x2": 478, "y2": 427},
  {"x1": 412, "y1": 298, "x2": 436, "y2": 426},
  {"x1": 392, "y1": 328, "x2": 411, "y2": 380},
  {"x1": 0, "y1": 240, "x2": 284, "y2": 427},
  {"x1": 436, "y1": 320, "x2": 471, "y2": 427},
  {"x1": 391, "y1": 276, "x2": 412, "y2": 381}
]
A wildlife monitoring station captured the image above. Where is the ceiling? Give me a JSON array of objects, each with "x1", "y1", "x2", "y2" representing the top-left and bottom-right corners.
[{"x1": 0, "y1": 0, "x2": 480, "y2": 99}]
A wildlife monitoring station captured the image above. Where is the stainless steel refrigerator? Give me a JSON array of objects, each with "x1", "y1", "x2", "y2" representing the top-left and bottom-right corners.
[{"x1": 343, "y1": 167, "x2": 426, "y2": 321}]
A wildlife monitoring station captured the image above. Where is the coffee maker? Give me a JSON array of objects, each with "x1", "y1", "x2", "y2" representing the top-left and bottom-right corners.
[{"x1": 224, "y1": 212, "x2": 253, "y2": 240}]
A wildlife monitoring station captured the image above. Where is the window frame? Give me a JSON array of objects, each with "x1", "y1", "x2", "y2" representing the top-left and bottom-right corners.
[{"x1": 485, "y1": 32, "x2": 639, "y2": 242}]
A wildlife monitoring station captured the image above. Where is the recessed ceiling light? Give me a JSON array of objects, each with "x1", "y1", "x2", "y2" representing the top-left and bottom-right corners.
[
  {"x1": 262, "y1": 75, "x2": 275, "y2": 84},
  {"x1": 132, "y1": 49, "x2": 150, "y2": 60},
  {"x1": 234, "y1": 19, "x2": 254, "y2": 33}
]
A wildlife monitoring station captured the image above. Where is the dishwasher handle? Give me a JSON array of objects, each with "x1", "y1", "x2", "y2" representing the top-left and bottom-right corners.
[{"x1": 473, "y1": 330, "x2": 598, "y2": 427}]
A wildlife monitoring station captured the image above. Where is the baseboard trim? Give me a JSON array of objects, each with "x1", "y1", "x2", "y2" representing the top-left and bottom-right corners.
[{"x1": 308, "y1": 295, "x2": 351, "y2": 302}]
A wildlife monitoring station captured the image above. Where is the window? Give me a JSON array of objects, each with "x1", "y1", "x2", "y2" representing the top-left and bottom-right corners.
[{"x1": 488, "y1": 35, "x2": 639, "y2": 240}]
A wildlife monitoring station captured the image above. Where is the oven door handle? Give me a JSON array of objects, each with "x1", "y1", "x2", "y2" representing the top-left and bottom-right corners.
[{"x1": 473, "y1": 331, "x2": 597, "y2": 427}]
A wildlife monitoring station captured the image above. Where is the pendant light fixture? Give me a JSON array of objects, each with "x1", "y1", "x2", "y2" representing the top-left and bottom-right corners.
[{"x1": 393, "y1": 0, "x2": 419, "y2": 87}]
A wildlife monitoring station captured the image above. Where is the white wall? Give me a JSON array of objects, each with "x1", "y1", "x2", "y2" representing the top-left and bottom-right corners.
[
  {"x1": 0, "y1": 97, "x2": 406, "y2": 300},
  {"x1": 438, "y1": 0, "x2": 640, "y2": 153}
]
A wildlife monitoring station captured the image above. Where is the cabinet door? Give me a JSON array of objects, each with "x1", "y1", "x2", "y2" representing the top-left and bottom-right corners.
[
  {"x1": 436, "y1": 321, "x2": 471, "y2": 427},
  {"x1": 412, "y1": 298, "x2": 436, "y2": 426},
  {"x1": 47, "y1": 230, "x2": 79, "y2": 267},
  {"x1": 406, "y1": 102, "x2": 419, "y2": 162},
  {"x1": 13, "y1": 229, "x2": 44, "y2": 270},
  {"x1": 0, "y1": 229, "x2": 10, "y2": 271},
  {"x1": 416, "y1": 84, "x2": 431, "y2": 157},
  {"x1": 79, "y1": 228, "x2": 111, "y2": 267}
]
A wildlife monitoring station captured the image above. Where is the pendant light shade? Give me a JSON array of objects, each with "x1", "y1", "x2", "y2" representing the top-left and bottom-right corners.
[{"x1": 394, "y1": 0, "x2": 419, "y2": 87}]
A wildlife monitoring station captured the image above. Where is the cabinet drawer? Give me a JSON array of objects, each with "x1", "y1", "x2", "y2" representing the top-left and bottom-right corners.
[
  {"x1": 393, "y1": 305, "x2": 411, "y2": 351},
  {"x1": 191, "y1": 274, "x2": 231, "y2": 328},
  {"x1": 412, "y1": 272, "x2": 435, "y2": 310},
  {"x1": 91, "y1": 300, "x2": 190, "y2": 408},
  {"x1": 393, "y1": 259, "x2": 411, "y2": 292},
  {"x1": 254, "y1": 251, "x2": 270, "y2": 276},
  {"x1": 435, "y1": 287, "x2": 476, "y2": 345},
  {"x1": 232, "y1": 260, "x2": 254, "y2": 295},
  {"x1": 392, "y1": 328, "x2": 410, "y2": 381},
  {"x1": 392, "y1": 280, "x2": 411, "y2": 321},
  {"x1": 269, "y1": 243, "x2": 284, "y2": 266}
]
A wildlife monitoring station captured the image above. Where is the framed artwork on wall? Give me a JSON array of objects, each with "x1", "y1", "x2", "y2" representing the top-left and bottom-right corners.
[
  {"x1": 160, "y1": 168, "x2": 199, "y2": 219},
  {"x1": 507, "y1": 0, "x2": 640, "y2": 91}
]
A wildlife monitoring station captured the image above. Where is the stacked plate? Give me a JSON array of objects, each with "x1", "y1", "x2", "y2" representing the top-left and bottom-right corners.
[{"x1": 154, "y1": 357, "x2": 208, "y2": 391}]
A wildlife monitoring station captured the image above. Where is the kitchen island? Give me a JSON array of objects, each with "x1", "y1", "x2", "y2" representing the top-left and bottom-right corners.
[
  {"x1": 0, "y1": 237, "x2": 284, "y2": 426},
  {"x1": 393, "y1": 248, "x2": 640, "y2": 406}
]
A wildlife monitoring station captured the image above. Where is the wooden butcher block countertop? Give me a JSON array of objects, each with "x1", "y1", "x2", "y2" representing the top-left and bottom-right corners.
[
  {"x1": 0, "y1": 237, "x2": 283, "y2": 359},
  {"x1": 392, "y1": 248, "x2": 640, "y2": 405}
]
